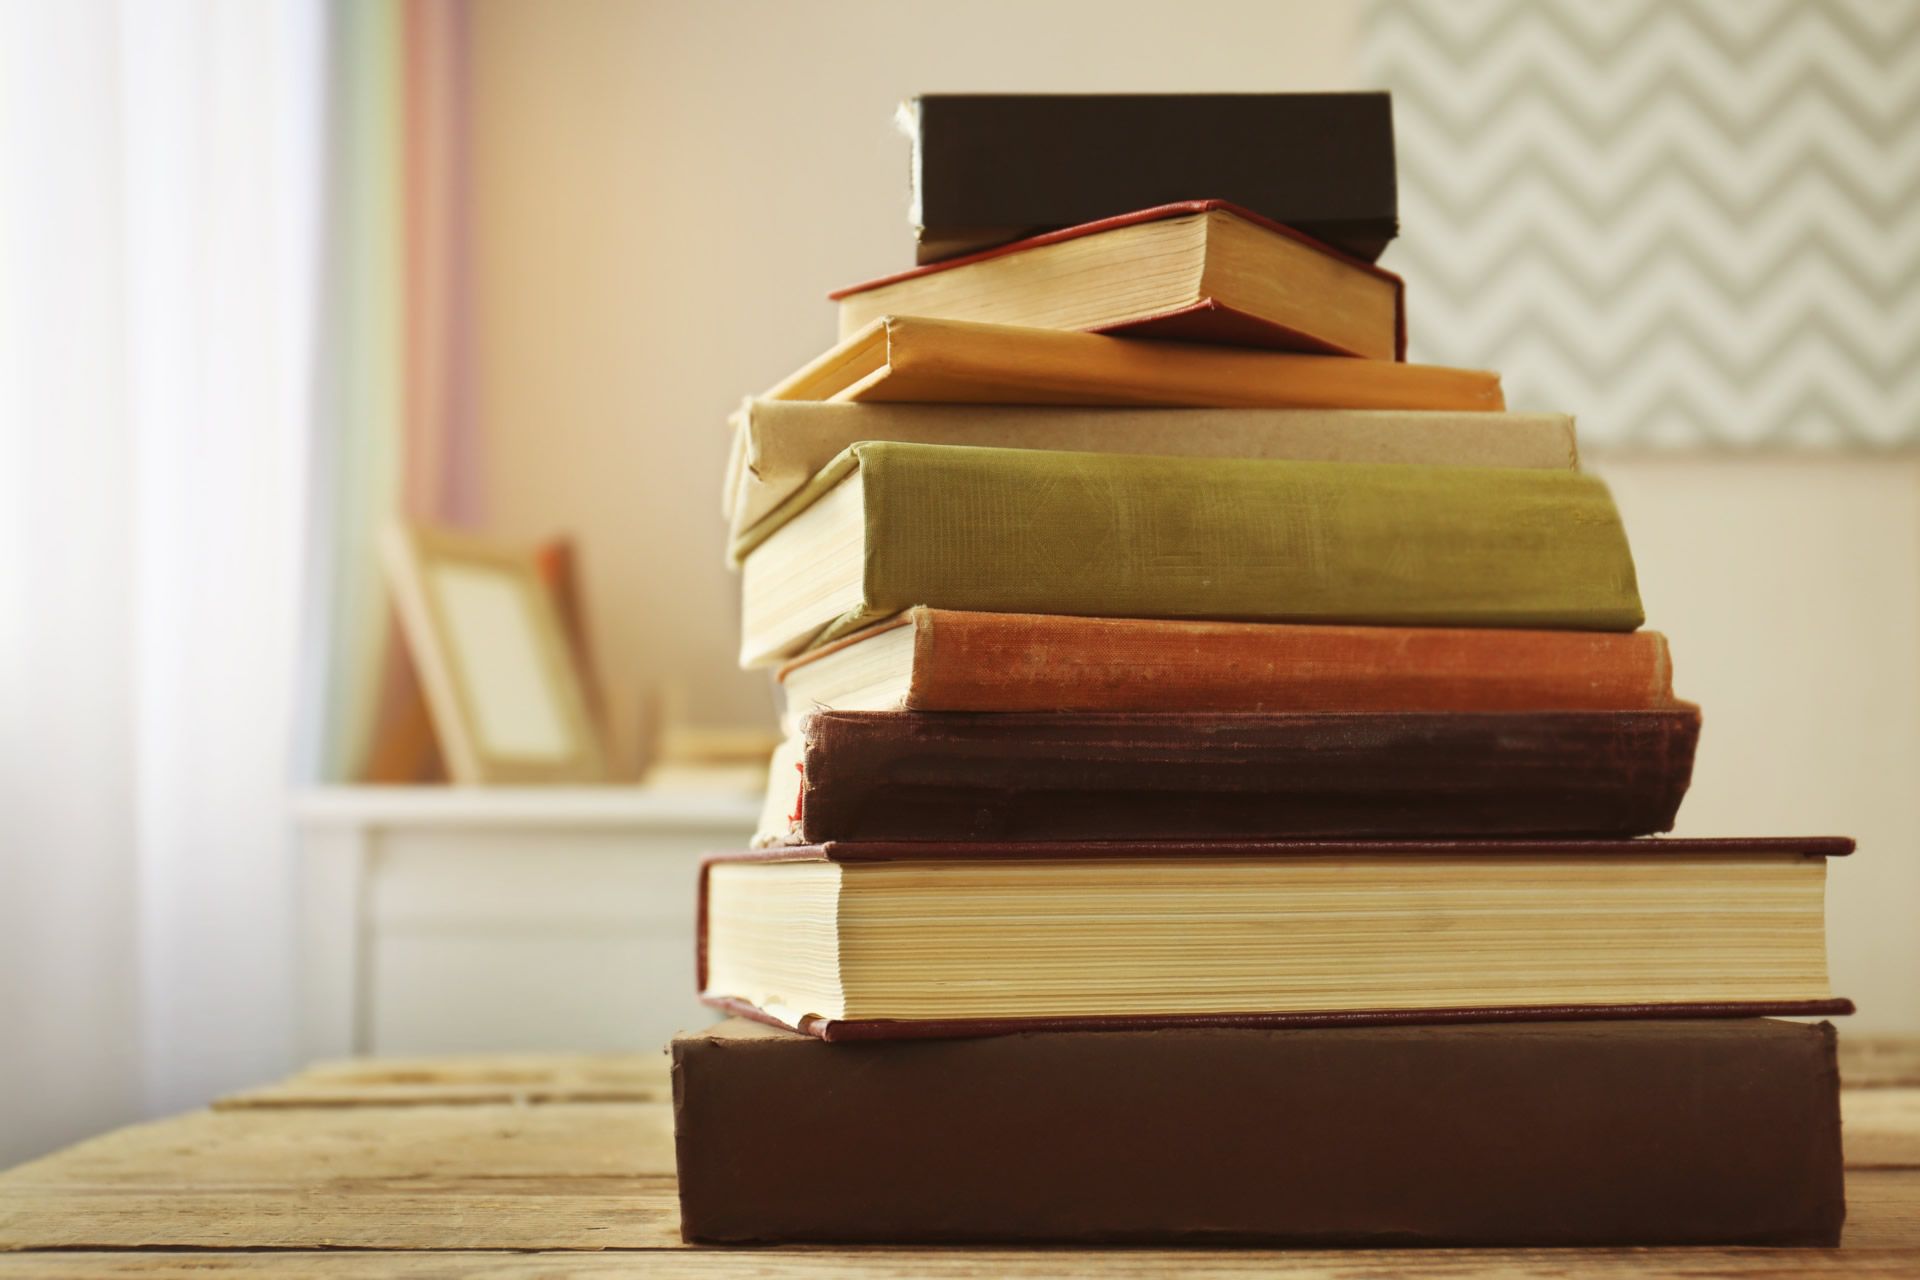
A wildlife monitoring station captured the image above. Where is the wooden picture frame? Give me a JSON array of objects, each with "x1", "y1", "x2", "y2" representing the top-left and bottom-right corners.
[{"x1": 381, "y1": 523, "x2": 605, "y2": 784}]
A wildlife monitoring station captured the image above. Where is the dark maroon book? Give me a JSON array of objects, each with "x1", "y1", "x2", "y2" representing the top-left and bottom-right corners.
[
  {"x1": 764, "y1": 708, "x2": 1703, "y2": 845},
  {"x1": 673, "y1": 1017, "x2": 1845, "y2": 1246}
]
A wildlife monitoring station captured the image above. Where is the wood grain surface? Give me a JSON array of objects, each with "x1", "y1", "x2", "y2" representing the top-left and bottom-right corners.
[{"x1": 2, "y1": 1039, "x2": 1915, "y2": 1274}]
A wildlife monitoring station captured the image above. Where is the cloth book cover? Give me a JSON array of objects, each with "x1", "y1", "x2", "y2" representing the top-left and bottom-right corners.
[
  {"x1": 756, "y1": 708, "x2": 1701, "y2": 845},
  {"x1": 673, "y1": 1017, "x2": 1844, "y2": 1246},
  {"x1": 777, "y1": 609, "x2": 1675, "y2": 718},
  {"x1": 902, "y1": 92, "x2": 1399, "y2": 264},
  {"x1": 735, "y1": 443, "x2": 1643, "y2": 661},
  {"x1": 724, "y1": 400, "x2": 1576, "y2": 546}
]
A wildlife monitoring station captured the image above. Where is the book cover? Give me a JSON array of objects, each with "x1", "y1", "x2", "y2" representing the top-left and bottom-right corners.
[
  {"x1": 759, "y1": 707, "x2": 1702, "y2": 845},
  {"x1": 778, "y1": 609, "x2": 1674, "y2": 716},
  {"x1": 725, "y1": 400, "x2": 1578, "y2": 542},
  {"x1": 903, "y1": 93, "x2": 1398, "y2": 264},
  {"x1": 737, "y1": 442, "x2": 1642, "y2": 660},
  {"x1": 673, "y1": 1017, "x2": 1844, "y2": 1245}
]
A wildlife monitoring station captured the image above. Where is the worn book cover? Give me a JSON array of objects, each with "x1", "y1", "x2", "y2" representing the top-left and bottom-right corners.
[
  {"x1": 778, "y1": 608, "x2": 1673, "y2": 720},
  {"x1": 674, "y1": 1017, "x2": 1844, "y2": 1245},
  {"x1": 736, "y1": 442, "x2": 1642, "y2": 661},
  {"x1": 755, "y1": 707, "x2": 1701, "y2": 845},
  {"x1": 725, "y1": 401, "x2": 1578, "y2": 543}
]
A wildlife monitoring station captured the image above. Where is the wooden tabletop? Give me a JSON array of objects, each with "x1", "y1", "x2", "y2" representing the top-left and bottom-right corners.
[{"x1": 3, "y1": 1037, "x2": 1918, "y2": 1276}]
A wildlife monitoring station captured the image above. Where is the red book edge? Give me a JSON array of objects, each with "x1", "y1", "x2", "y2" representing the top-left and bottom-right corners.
[
  {"x1": 707, "y1": 997, "x2": 1860, "y2": 1043},
  {"x1": 693, "y1": 836, "x2": 1855, "y2": 1009},
  {"x1": 827, "y1": 198, "x2": 1410, "y2": 361}
]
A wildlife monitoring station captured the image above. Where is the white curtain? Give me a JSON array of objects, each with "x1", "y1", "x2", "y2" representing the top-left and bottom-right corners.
[{"x1": 0, "y1": 0, "x2": 323, "y2": 1162}]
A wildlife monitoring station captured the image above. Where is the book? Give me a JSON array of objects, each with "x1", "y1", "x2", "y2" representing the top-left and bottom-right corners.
[
  {"x1": 765, "y1": 316, "x2": 1503, "y2": 411},
  {"x1": 834, "y1": 201, "x2": 1404, "y2": 359},
  {"x1": 752, "y1": 708, "x2": 1701, "y2": 845},
  {"x1": 777, "y1": 609, "x2": 1676, "y2": 725},
  {"x1": 672, "y1": 1017, "x2": 1845, "y2": 1245},
  {"x1": 698, "y1": 837, "x2": 1849, "y2": 1040},
  {"x1": 900, "y1": 93, "x2": 1399, "y2": 265},
  {"x1": 724, "y1": 400, "x2": 1578, "y2": 549},
  {"x1": 736, "y1": 442, "x2": 1642, "y2": 666}
]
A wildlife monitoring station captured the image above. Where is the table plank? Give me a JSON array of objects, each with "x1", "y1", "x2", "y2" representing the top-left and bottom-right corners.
[
  {"x1": 2, "y1": 1243, "x2": 1919, "y2": 1278},
  {"x1": 216, "y1": 1053, "x2": 673, "y2": 1109},
  {"x1": 1845, "y1": 1089, "x2": 1920, "y2": 1168},
  {"x1": 1842, "y1": 1036, "x2": 1920, "y2": 1090},
  {"x1": 3, "y1": 1165, "x2": 1916, "y2": 1256},
  {"x1": 4, "y1": 1048, "x2": 1917, "y2": 1272},
  {"x1": 0, "y1": 1103, "x2": 675, "y2": 1185}
]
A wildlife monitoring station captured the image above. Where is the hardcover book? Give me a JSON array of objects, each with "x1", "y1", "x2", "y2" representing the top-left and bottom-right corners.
[
  {"x1": 777, "y1": 609, "x2": 1675, "y2": 724},
  {"x1": 725, "y1": 400, "x2": 1577, "y2": 545},
  {"x1": 673, "y1": 1017, "x2": 1845, "y2": 1245},
  {"x1": 697, "y1": 837, "x2": 1850, "y2": 1040},
  {"x1": 736, "y1": 442, "x2": 1643, "y2": 663},
  {"x1": 764, "y1": 316, "x2": 1503, "y2": 412},
  {"x1": 835, "y1": 200, "x2": 1405, "y2": 359},
  {"x1": 754, "y1": 708, "x2": 1700, "y2": 845},
  {"x1": 900, "y1": 93, "x2": 1399, "y2": 265}
]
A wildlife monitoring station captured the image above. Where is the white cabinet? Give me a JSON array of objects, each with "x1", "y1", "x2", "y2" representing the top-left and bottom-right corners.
[{"x1": 294, "y1": 786, "x2": 760, "y2": 1059}]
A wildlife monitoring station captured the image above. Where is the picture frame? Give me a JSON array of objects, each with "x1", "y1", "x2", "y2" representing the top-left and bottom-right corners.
[{"x1": 381, "y1": 523, "x2": 606, "y2": 784}]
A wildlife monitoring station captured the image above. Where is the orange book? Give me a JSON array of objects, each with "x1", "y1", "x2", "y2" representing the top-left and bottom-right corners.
[
  {"x1": 766, "y1": 316, "x2": 1504, "y2": 412},
  {"x1": 778, "y1": 608, "x2": 1675, "y2": 724}
]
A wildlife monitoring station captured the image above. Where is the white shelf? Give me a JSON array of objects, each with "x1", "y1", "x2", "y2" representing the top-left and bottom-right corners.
[{"x1": 292, "y1": 783, "x2": 763, "y2": 830}]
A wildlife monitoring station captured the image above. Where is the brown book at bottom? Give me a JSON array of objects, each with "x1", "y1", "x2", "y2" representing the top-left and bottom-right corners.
[{"x1": 673, "y1": 1017, "x2": 1844, "y2": 1247}]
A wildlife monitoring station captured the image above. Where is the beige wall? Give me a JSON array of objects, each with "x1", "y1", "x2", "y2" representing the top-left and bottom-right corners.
[
  {"x1": 1589, "y1": 455, "x2": 1920, "y2": 1031},
  {"x1": 471, "y1": 2, "x2": 1916, "y2": 1028},
  {"x1": 471, "y1": 0, "x2": 1361, "y2": 742}
]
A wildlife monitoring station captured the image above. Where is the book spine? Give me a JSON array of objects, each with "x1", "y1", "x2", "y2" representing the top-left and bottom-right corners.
[
  {"x1": 673, "y1": 1019, "x2": 1844, "y2": 1245},
  {"x1": 795, "y1": 709, "x2": 1700, "y2": 843},
  {"x1": 859, "y1": 444, "x2": 1637, "y2": 634},
  {"x1": 909, "y1": 614, "x2": 1674, "y2": 713}
]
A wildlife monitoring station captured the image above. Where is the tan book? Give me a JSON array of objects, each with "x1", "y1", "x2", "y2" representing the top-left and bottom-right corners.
[
  {"x1": 725, "y1": 400, "x2": 1578, "y2": 556},
  {"x1": 737, "y1": 442, "x2": 1643, "y2": 667},
  {"x1": 766, "y1": 316, "x2": 1504, "y2": 412},
  {"x1": 701, "y1": 837, "x2": 1848, "y2": 1033},
  {"x1": 831, "y1": 200, "x2": 1405, "y2": 360}
]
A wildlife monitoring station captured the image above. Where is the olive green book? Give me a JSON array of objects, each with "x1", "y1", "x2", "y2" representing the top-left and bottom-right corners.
[{"x1": 737, "y1": 443, "x2": 1643, "y2": 667}]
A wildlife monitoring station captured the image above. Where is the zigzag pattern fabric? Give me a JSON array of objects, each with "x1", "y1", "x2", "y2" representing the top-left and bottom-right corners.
[{"x1": 1359, "y1": 0, "x2": 1920, "y2": 447}]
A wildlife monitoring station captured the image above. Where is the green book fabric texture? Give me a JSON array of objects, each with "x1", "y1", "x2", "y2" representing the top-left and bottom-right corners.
[{"x1": 784, "y1": 442, "x2": 1644, "y2": 647}]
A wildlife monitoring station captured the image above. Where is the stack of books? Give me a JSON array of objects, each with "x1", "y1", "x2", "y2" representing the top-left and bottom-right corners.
[{"x1": 676, "y1": 93, "x2": 1853, "y2": 1249}]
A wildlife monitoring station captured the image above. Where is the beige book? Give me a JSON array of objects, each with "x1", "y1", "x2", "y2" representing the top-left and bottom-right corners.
[
  {"x1": 724, "y1": 399, "x2": 1579, "y2": 558},
  {"x1": 703, "y1": 848, "x2": 1836, "y2": 1029}
]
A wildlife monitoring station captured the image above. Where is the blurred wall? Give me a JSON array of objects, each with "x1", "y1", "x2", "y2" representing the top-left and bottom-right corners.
[
  {"x1": 469, "y1": 0, "x2": 1361, "y2": 739},
  {"x1": 469, "y1": 1, "x2": 1916, "y2": 1030}
]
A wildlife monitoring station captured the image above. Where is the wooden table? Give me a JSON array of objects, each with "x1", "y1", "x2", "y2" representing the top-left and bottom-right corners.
[{"x1": 3, "y1": 1039, "x2": 1918, "y2": 1276}]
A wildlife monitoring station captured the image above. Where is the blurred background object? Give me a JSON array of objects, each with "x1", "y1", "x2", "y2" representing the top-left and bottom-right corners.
[{"x1": 1, "y1": 0, "x2": 1914, "y2": 1170}]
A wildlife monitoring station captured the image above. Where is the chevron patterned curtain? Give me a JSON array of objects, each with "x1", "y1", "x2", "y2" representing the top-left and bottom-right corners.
[{"x1": 1360, "y1": 0, "x2": 1918, "y2": 448}]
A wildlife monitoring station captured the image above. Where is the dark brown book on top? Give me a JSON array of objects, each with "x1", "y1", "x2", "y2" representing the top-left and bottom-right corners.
[
  {"x1": 698, "y1": 836, "x2": 1852, "y2": 1040},
  {"x1": 756, "y1": 708, "x2": 1701, "y2": 845},
  {"x1": 673, "y1": 1017, "x2": 1845, "y2": 1246},
  {"x1": 901, "y1": 93, "x2": 1398, "y2": 264}
]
